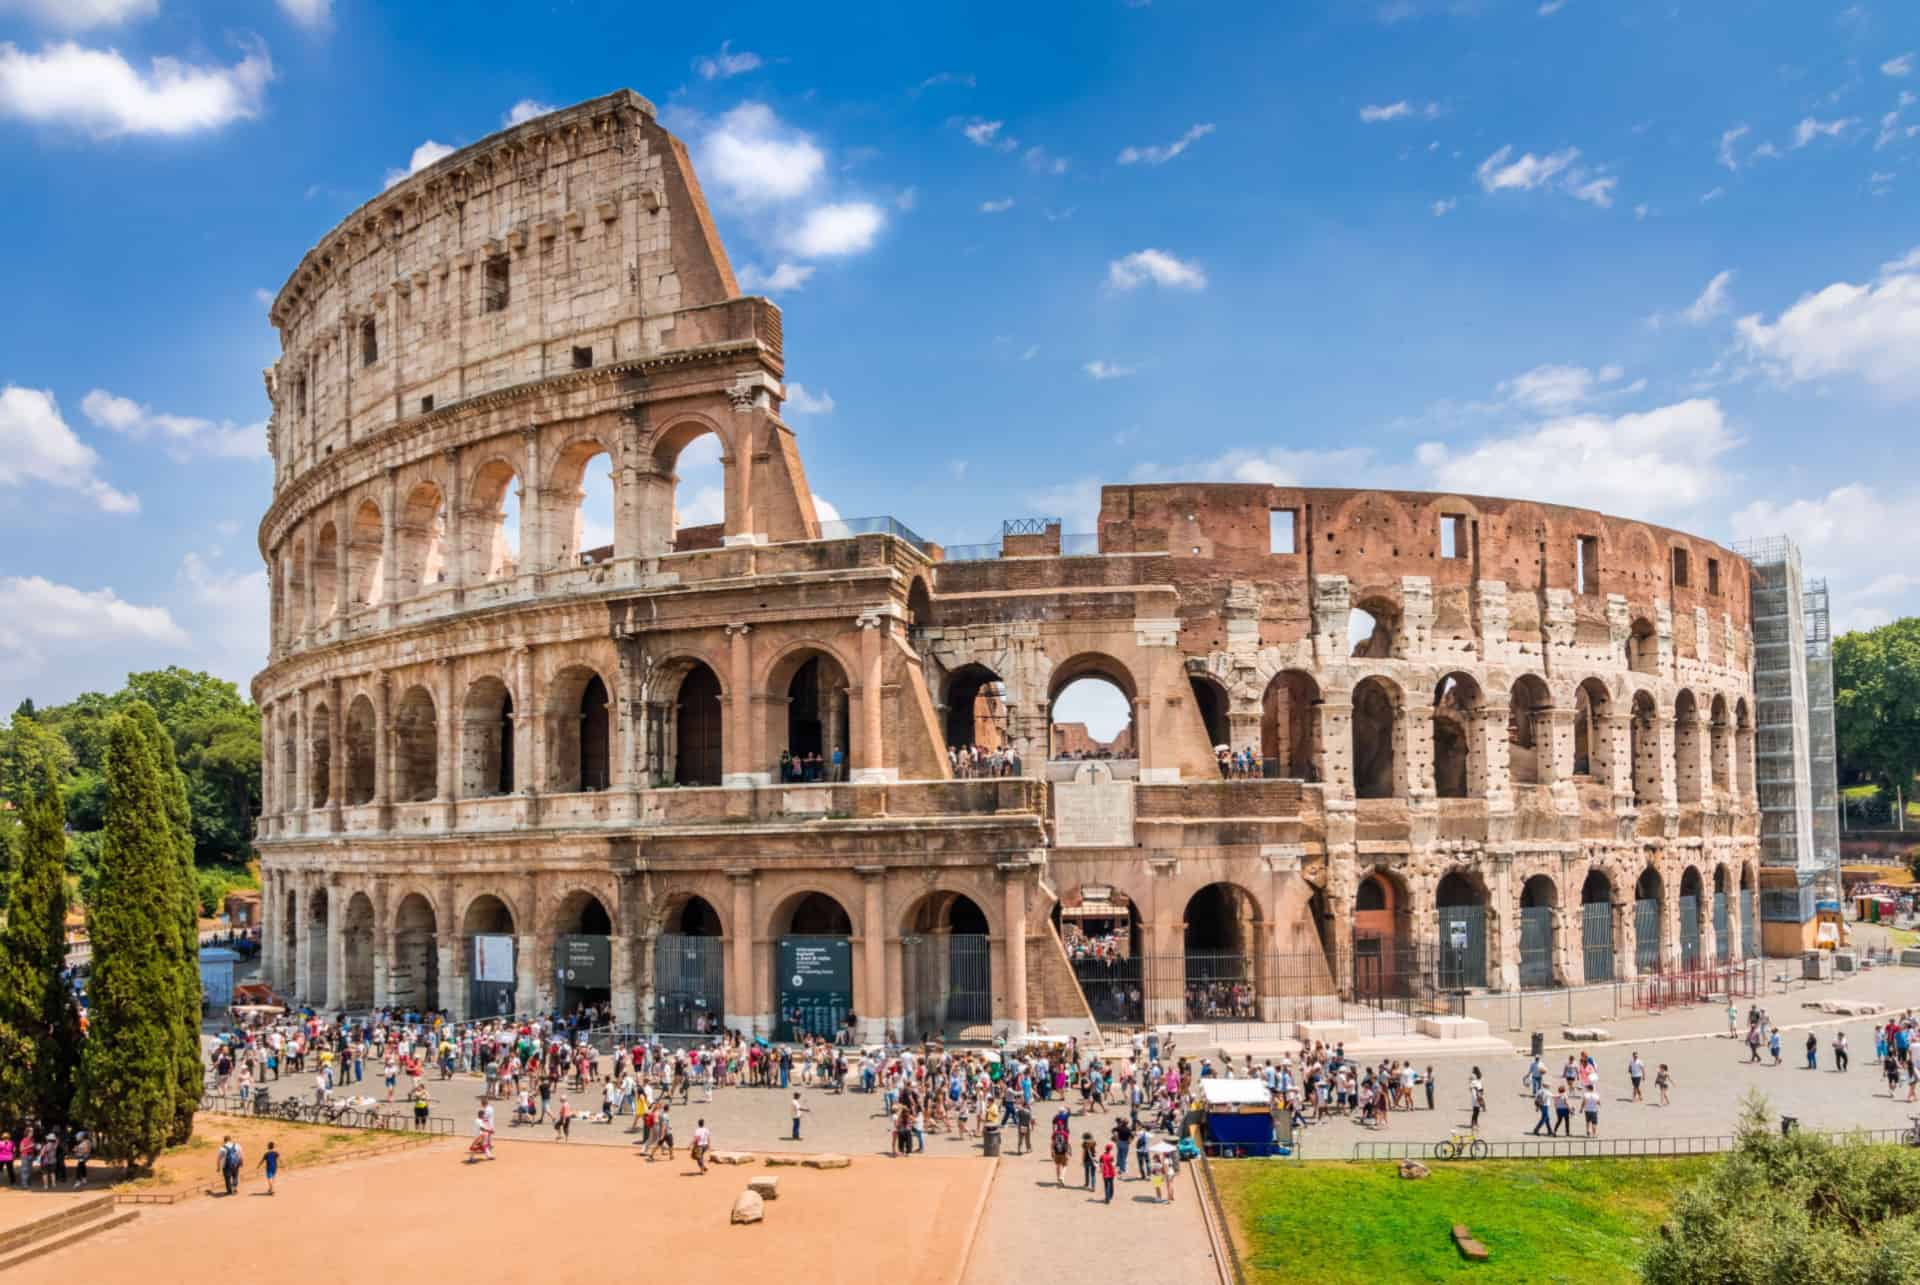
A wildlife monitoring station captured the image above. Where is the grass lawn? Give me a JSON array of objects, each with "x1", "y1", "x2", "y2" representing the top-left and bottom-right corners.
[{"x1": 1215, "y1": 1157, "x2": 1710, "y2": 1284}]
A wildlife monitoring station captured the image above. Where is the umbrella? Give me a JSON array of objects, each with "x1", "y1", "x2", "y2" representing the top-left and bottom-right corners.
[
  {"x1": 1148, "y1": 1140, "x2": 1178, "y2": 1154},
  {"x1": 1213, "y1": 744, "x2": 1230, "y2": 753}
]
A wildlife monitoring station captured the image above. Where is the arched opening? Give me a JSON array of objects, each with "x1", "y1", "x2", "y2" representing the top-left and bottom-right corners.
[
  {"x1": 901, "y1": 891, "x2": 992, "y2": 1040},
  {"x1": 391, "y1": 893, "x2": 440, "y2": 1012},
  {"x1": 547, "y1": 666, "x2": 611, "y2": 793},
  {"x1": 655, "y1": 895, "x2": 725, "y2": 1033},
  {"x1": 1048, "y1": 658, "x2": 1135, "y2": 761},
  {"x1": 1188, "y1": 673, "x2": 1231, "y2": 769},
  {"x1": 1581, "y1": 870, "x2": 1615, "y2": 982},
  {"x1": 280, "y1": 711, "x2": 300, "y2": 811},
  {"x1": 778, "y1": 651, "x2": 853, "y2": 780},
  {"x1": 551, "y1": 439, "x2": 617, "y2": 569},
  {"x1": 1673, "y1": 690, "x2": 1704, "y2": 803},
  {"x1": 1183, "y1": 883, "x2": 1261, "y2": 1021},
  {"x1": 1628, "y1": 617, "x2": 1658, "y2": 675},
  {"x1": 463, "y1": 894, "x2": 517, "y2": 1019},
  {"x1": 1349, "y1": 598, "x2": 1399, "y2": 659},
  {"x1": 551, "y1": 891, "x2": 614, "y2": 1019},
  {"x1": 1436, "y1": 871, "x2": 1488, "y2": 990},
  {"x1": 342, "y1": 892, "x2": 375, "y2": 1009},
  {"x1": 655, "y1": 428, "x2": 727, "y2": 554},
  {"x1": 312, "y1": 525, "x2": 338, "y2": 624},
  {"x1": 286, "y1": 541, "x2": 309, "y2": 636},
  {"x1": 308, "y1": 703, "x2": 331, "y2": 809},
  {"x1": 906, "y1": 578, "x2": 934, "y2": 630},
  {"x1": 1709, "y1": 695, "x2": 1731, "y2": 795},
  {"x1": 773, "y1": 892, "x2": 855, "y2": 1043},
  {"x1": 943, "y1": 663, "x2": 1008, "y2": 766},
  {"x1": 460, "y1": 677, "x2": 515, "y2": 797},
  {"x1": 1712, "y1": 865, "x2": 1731, "y2": 962},
  {"x1": 280, "y1": 888, "x2": 297, "y2": 990},
  {"x1": 393, "y1": 685, "x2": 438, "y2": 802},
  {"x1": 1573, "y1": 678, "x2": 1611, "y2": 783},
  {"x1": 1261, "y1": 670, "x2": 1320, "y2": 782},
  {"x1": 344, "y1": 694, "x2": 376, "y2": 805},
  {"x1": 1634, "y1": 868, "x2": 1663, "y2": 975},
  {"x1": 306, "y1": 887, "x2": 329, "y2": 1004},
  {"x1": 1630, "y1": 691, "x2": 1660, "y2": 806},
  {"x1": 1352, "y1": 870, "x2": 1414, "y2": 1000},
  {"x1": 1518, "y1": 875, "x2": 1558, "y2": 989},
  {"x1": 467, "y1": 458, "x2": 521, "y2": 582},
  {"x1": 1351, "y1": 676, "x2": 1400, "y2": 799},
  {"x1": 1508, "y1": 674, "x2": 1553, "y2": 786},
  {"x1": 673, "y1": 662, "x2": 724, "y2": 786},
  {"x1": 394, "y1": 481, "x2": 447, "y2": 598},
  {"x1": 1738, "y1": 864, "x2": 1758, "y2": 957},
  {"x1": 1432, "y1": 673, "x2": 1480, "y2": 799},
  {"x1": 1678, "y1": 866, "x2": 1704, "y2": 969},
  {"x1": 348, "y1": 498, "x2": 384, "y2": 608},
  {"x1": 1734, "y1": 698, "x2": 1755, "y2": 798},
  {"x1": 1055, "y1": 886, "x2": 1145, "y2": 1026}
]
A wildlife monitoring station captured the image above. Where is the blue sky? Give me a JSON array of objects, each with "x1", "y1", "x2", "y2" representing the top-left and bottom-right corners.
[{"x1": 1, "y1": 0, "x2": 1916, "y2": 714}]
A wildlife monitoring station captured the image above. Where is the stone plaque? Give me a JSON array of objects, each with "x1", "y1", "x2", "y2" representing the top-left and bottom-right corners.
[{"x1": 1053, "y1": 761, "x2": 1135, "y2": 848}]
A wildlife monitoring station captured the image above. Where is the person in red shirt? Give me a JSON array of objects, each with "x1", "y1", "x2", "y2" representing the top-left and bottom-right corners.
[{"x1": 1099, "y1": 1144, "x2": 1117, "y2": 1203}]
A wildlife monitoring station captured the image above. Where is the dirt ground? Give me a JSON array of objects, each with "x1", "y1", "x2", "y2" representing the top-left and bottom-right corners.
[
  {"x1": 108, "y1": 1114, "x2": 418, "y2": 1195},
  {"x1": 11, "y1": 1138, "x2": 994, "y2": 1284}
]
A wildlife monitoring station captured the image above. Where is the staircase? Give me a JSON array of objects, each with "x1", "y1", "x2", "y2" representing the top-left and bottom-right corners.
[
  {"x1": 1028, "y1": 918, "x2": 1101, "y2": 1041},
  {"x1": 0, "y1": 1196, "x2": 140, "y2": 1271}
]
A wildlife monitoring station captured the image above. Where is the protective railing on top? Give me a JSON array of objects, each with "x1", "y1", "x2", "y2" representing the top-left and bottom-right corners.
[
  {"x1": 1350, "y1": 1126, "x2": 1912, "y2": 1162},
  {"x1": 197, "y1": 1090, "x2": 456, "y2": 1135},
  {"x1": 816, "y1": 515, "x2": 931, "y2": 554}
]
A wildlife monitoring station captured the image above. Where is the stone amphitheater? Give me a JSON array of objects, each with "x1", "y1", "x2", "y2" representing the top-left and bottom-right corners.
[{"x1": 252, "y1": 90, "x2": 1763, "y2": 1043}]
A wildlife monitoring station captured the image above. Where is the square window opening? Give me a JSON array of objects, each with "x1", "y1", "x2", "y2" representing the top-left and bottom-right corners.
[
  {"x1": 1577, "y1": 535, "x2": 1599, "y2": 595},
  {"x1": 420, "y1": 395, "x2": 434, "y2": 414},
  {"x1": 1708, "y1": 557, "x2": 1721, "y2": 595},
  {"x1": 482, "y1": 255, "x2": 510, "y2": 313},
  {"x1": 1672, "y1": 547, "x2": 1691, "y2": 587},
  {"x1": 1440, "y1": 513, "x2": 1468, "y2": 560},
  {"x1": 1269, "y1": 508, "x2": 1296, "y2": 555},
  {"x1": 572, "y1": 345, "x2": 593, "y2": 370},
  {"x1": 359, "y1": 318, "x2": 378, "y2": 367}
]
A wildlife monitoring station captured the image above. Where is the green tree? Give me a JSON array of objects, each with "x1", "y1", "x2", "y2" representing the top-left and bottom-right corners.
[
  {"x1": 1835, "y1": 618, "x2": 1920, "y2": 805},
  {"x1": 1644, "y1": 1094, "x2": 1920, "y2": 1283},
  {"x1": 76, "y1": 709, "x2": 181, "y2": 1171},
  {"x1": 0, "y1": 718, "x2": 81, "y2": 1129},
  {"x1": 128, "y1": 703, "x2": 202, "y2": 1147}
]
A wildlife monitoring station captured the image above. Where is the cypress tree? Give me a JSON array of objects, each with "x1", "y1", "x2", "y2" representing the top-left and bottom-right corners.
[
  {"x1": 127, "y1": 703, "x2": 201, "y2": 1146},
  {"x1": 76, "y1": 710, "x2": 178, "y2": 1170},
  {"x1": 0, "y1": 718, "x2": 81, "y2": 1130}
]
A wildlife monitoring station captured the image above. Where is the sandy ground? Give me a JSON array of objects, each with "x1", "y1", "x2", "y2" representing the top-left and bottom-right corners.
[
  {"x1": 8, "y1": 1138, "x2": 992, "y2": 1285},
  {"x1": 0, "y1": 1189, "x2": 100, "y2": 1236}
]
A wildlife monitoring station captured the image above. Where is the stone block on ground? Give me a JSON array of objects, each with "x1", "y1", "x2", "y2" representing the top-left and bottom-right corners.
[
  {"x1": 1803, "y1": 999, "x2": 1883, "y2": 1016},
  {"x1": 1417, "y1": 1016, "x2": 1491, "y2": 1040},
  {"x1": 1452, "y1": 1224, "x2": 1489, "y2": 1261},
  {"x1": 1562, "y1": 1027, "x2": 1610, "y2": 1042},
  {"x1": 747, "y1": 1175, "x2": 779, "y2": 1200},
  {"x1": 764, "y1": 1155, "x2": 802, "y2": 1167},
  {"x1": 709, "y1": 1151, "x2": 755, "y2": 1166},
  {"x1": 802, "y1": 1153, "x2": 851, "y2": 1170},
  {"x1": 1399, "y1": 1161, "x2": 1430, "y2": 1180},
  {"x1": 730, "y1": 1190, "x2": 764, "y2": 1225}
]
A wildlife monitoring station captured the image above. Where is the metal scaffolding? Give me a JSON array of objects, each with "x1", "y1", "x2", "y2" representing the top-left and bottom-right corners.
[{"x1": 1804, "y1": 577, "x2": 1841, "y2": 901}]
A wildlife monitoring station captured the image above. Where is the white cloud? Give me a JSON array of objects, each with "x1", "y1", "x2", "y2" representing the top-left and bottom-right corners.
[
  {"x1": 1431, "y1": 198, "x2": 1457, "y2": 216},
  {"x1": 0, "y1": 39, "x2": 273, "y2": 138},
  {"x1": 1567, "y1": 174, "x2": 1617, "y2": 207},
  {"x1": 0, "y1": 575, "x2": 186, "y2": 680},
  {"x1": 1649, "y1": 269, "x2": 1735, "y2": 328},
  {"x1": 252, "y1": 286, "x2": 273, "y2": 306},
  {"x1": 276, "y1": 0, "x2": 330, "y2": 29},
  {"x1": 1700, "y1": 186, "x2": 1725, "y2": 203},
  {"x1": 1735, "y1": 250, "x2": 1920, "y2": 398},
  {"x1": 1883, "y1": 53, "x2": 1913, "y2": 77},
  {"x1": 915, "y1": 72, "x2": 975, "y2": 92},
  {"x1": 1024, "y1": 145, "x2": 1068, "y2": 174},
  {"x1": 1106, "y1": 248, "x2": 1206, "y2": 291},
  {"x1": 1475, "y1": 144, "x2": 1578, "y2": 192},
  {"x1": 1021, "y1": 477, "x2": 1104, "y2": 533},
  {"x1": 1083, "y1": 361, "x2": 1135, "y2": 380},
  {"x1": 502, "y1": 98, "x2": 555, "y2": 127},
  {"x1": 699, "y1": 102, "x2": 825, "y2": 206},
  {"x1": 1416, "y1": 399, "x2": 1738, "y2": 522},
  {"x1": 0, "y1": 385, "x2": 137, "y2": 513},
  {"x1": 1731, "y1": 484, "x2": 1920, "y2": 630},
  {"x1": 383, "y1": 138, "x2": 454, "y2": 188},
  {"x1": 810, "y1": 494, "x2": 842, "y2": 524},
  {"x1": 1877, "y1": 91, "x2": 1918, "y2": 149},
  {"x1": 693, "y1": 39, "x2": 763, "y2": 81},
  {"x1": 1634, "y1": 202, "x2": 1650, "y2": 220},
  {"x1": 736, "y1": 262, "x2": 815, "y2": 293},
  {"x1": 0, "y1": 0, "x2": 156, "y2": 30},
  {"x1": 961, "y1": 118, "x2": 1015, "y2": 151},
  {"x1": 80, "y1": 388, "x2": 266, "y2": 459},
  {"x1": 1717, "y1": 123, "x2": 1748, "y2": 171},
  {"x1": 1139, "y1": 444, "x2": 1376, "y2": 488},
  {"x1": 783, "y1": 383, "x2": 834, "y2": 415},
  {"x1": 1359, "y1": 101, "x2": 1438, "y2": 123},
  {"x1": 894, "y1": 186, "x2": 917, "y2": 211},
  {"x1": 979, "y1": 197, "x2": 1014, "y2": 213},
  {"x1": 1539, "y1": 0, "x2": 1568, "y2": 13},
  {"x1": 1117, "y1": 122, "x2": 1215, "y2": 164},
  {"x1": 1020, "y1": 345, "x2": 1039, "y2": 361},
  {"x1": 780, "y1": 201, "x2": 885, "y2": 257},
  {"x1": 177, "y1": 553, "x2": 268, "y2": 681},
  {"x1": 1791, "y1": 116, "x2": 1856, "y2": 148},
  {"x1": 1494, "y1": 362, "x2": 1630, "y2": 413}
]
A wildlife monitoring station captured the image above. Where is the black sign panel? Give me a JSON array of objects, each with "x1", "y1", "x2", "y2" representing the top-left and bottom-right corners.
[
  {"x1": 554, "y1": 934, "x2": 612, "y2": 991},
  {"x1": 777, "y1": 935, "x2": 852, "y2": 1041}
]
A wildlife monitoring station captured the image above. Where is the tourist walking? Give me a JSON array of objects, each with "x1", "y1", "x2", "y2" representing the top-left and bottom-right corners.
[
  {"x1": 258, "y1": 1141, "x2": 279, "y2": 1194},
  {"x1": 1582, "y1": 1085, "x2": 1601, "y2": 1138},
  {"x1": 1806, "y1": 1033, "x2": 1819, "y2": 1070},
  {"x1": 691, "y1": 1119, "x2": 710, "y2": 1173},
  {"x1": 1655, "y1": 1064, "x2": 1672, "y2": 1107},
  {"x1": 1100, "y1": 1144, "x2": 1117, "y2": 1203},
  {"x1": 1834, "y1": 1031, "x2": 1850, "y2": 1072},
  {"x1": 1467, "y1": 1069, "x2": 1485, "y2": 1129},
  {"x1": 216, "y1": 1136, "x2": 243, "y2": 1195},
  {"x1": 791, "y1": 1092, "x2": 810, "y2": 1140},
  {"x1": 1629, "y1": 1053, "x2": 1644, "y2": 1102}
]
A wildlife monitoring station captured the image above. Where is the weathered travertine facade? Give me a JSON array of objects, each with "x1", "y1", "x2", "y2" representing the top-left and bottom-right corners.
[{"x1": 253, "y1": 91, "x2": 1761, "y2": 1040}]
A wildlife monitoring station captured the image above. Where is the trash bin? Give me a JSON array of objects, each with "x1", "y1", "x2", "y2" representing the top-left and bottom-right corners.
[
  {"x1": 1780, "y1": 1115, "x2": 1798, "y2": 1136},
  {"x1": 1530, "y1": 1031, "x2": 1545, "y2": 1058},
  {"x1": 981, "y1": 1125, "x2": 1002, "y2": 1158}
]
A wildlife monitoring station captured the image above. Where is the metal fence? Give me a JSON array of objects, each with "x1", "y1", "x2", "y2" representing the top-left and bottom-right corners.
[
  {"x1": 901, "y1": 932, "x2": 992, "y2": 1041},
  {"x1": 1630, "y1": 960, "x2": 1764, "y2": 1010},
  {"x1": 1635, "y1": 899, "x2": 1662, "y2": 973},
  {"x1": 653, "y1": 934, "x2": 725, "y2": 1035},
  {"x1": 1742, "y1": 890, "x2": 1759, "y2": 957},
  {"x1": 1713, "y1": 893, "x2": 1730, "y2": 963},
  {"x1": 1437, "y1": 905, "x2": 1488, "y2": 990},
  {"x1": 1350, "y1": 1125, "x2": 1912, "y2": 1162},
  {"x1": 1679, "y1": 894, "x2": 1701, "y2": 970},
  {"x1": 1062, "y1": 950, "x2": 1354, "y2": 1029},
  {"x1": 1581, "y1": 901, "x2": 1615, "y2": 983},
  {"x1": 198, "y1": 1091, "x2": 455, "y2": 1136},
  {"x1": 1518, "y1": 906, "x2": 1553, "y2": 989},
  {"x1": 817, "y1": 515, "x2": 931, "y2": 553}
]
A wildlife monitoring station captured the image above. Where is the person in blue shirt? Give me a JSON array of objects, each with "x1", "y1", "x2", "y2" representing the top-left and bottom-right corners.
[{"x1": 259, "y1": 1141, "x2": 279, "y2": 1195}]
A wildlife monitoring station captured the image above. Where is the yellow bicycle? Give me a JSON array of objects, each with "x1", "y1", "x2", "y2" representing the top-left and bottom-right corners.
[{"x1": 1434, "y1": 1125, "x2": 1489, "y2": 1160}]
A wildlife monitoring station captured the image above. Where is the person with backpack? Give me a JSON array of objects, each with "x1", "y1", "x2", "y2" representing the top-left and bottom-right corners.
[{"x1": 216, "y1": 1136, "x2": 243, "y2": 1195}]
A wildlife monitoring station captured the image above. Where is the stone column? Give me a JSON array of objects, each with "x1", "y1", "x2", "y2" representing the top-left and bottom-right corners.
[
  {"x1": 372, "y1": 881, "x2": 391, "y2": 1007},
  {"x1": 374, "y1": 674, "x2": 393, "y2": 812},
  {"x1": 1699, "y1": 897, "x2": 1718, "y2": 970},
  {"x1": 327, "y1": 679, "x2": 346, "y2": 831},
  {"x1": 1656, "y1": 713, "x2": 1679, "y2": 812},
  {"x1": 727, "y1": 869, "x2": 757, "y2": 1035},
  {"x1": 292, "y1": 876, "x2": 310, "y2": 1003},
  {"x1": 1605, "y1": 712, "x2": 1636, "y2": 811},
  {"x1": 853, "y1": 612, "x2": 889, "y2": 784},
  {"x1": 520, "y1": 427, "x2": 543, "y2": 576},
  {"x1": 1544, "y1": 707, "x2": 1577, "y2": 785},
  {"x1": 613, "y1": 637, "x2": 638, "y2": 791},
  {"x1": 439, "y1": 876, "x2": 464, "y2": 1021},
  {"x1": 258, "y1": 700, "x2": 274, "y2": 838},
  {"x1": 332, "y1": 495, "x2": 349, "y2": 633},
  {"x1": 515, "y1": 645, "x2": 537, "y2": 793},
  {"x1": 324, "y1": 877, "x2": 345, "y2": 1010},
  {"x1": 291, "y1": 692, "x2": 308, "y2": 824},
  {"x1": 611, "y1": 872, "x2": 639, "y2": 1029},
  {"x1": 303, "y1": 521, "x2": 319, "y2": 646},
  {"x1": 380, "y1": 466, "x2": 397, "y2": 626},
  {"x1": 436, "y1": 658, "x2": 457, "y2": 820},
  {"x1": 723, "y1": 389, "x2": 759, "y2": 544},
  {"x1": 723, "y1": 623, "x2": 754, "y2": 787},
  {"x1": 1479, "y1": 693, "x2": 1513, "y2": 803},
  {"x1": 1318, "y1": 699, "x2": 1353, "y2": 799},
  {"x1": 1491, "y1": 858, "x2": 1519, "y2": 992},
  {"x1": 442, "y1": 445, "x2": 465, "y2": 598},
  {"x1": 1002, "y1": 861, "x2": 1029, "y2": 1040},
  {"x1": 259, "y1": 868, "x2": 278, "y2": 988},
  {"x1": 1402, "y1": 697, "x2": 1435, "y2": 800},
  {"x1": 859, "y1": 867, "x2": 887, "y2": 1042}
]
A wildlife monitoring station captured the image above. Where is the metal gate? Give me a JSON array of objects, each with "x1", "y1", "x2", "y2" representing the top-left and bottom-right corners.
[
  {"x1": 1070, "y1": 954, "x2": 1144, "y2": 1026},
  {"x1": 1581, "y1": 901, "x2": 1614, "y2": 983},
  {"x1": 1713, "y1": 893, "x2": 1730, "y2": 962},
  {"x1": 1518, "y1": 906, "x2": 1554, "y2": 989},
  {"x1": 1635, "y1": 899, "x2": 1662, "y2": 974},
  {"x1": 1678, "y1": 895, "x2": 1700, "y2": 970},
  {"x1": 1741, "y1": 890, "x2": 1758, "y2": 958},
  {"x1": 902, "y1": 933, "x2": 991, "y2": 1040},
  {"x1": 653, "y1": 934, "x2": 724, "y2": 1034},
  {"x1": 1184, "y1": 952, "x2": 1258, "y2": 1021},
  {"x1": 1436, "y1": 904, "x2": 1487, "y2": 990}
]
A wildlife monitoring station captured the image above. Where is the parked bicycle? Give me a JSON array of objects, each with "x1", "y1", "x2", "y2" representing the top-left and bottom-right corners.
[{"x1": 1434, "y1": 1125, "x2": 1489, "y2": 1160}]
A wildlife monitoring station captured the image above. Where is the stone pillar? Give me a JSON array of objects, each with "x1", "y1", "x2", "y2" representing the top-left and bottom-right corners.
[
  {"x1": 611, "y1": 873, "x2": 638, "y2": 1029},
  {"x1": 303, "y1": 521, "x2": 319, "y2": 645},
  {"x1": 1656, "y1": 713, "x2": 1679, "y2": 812},
  {"x1": 723, "y1": 623, "x2": 755, "y2": 787},
  {"x1": 613, "y1": 637, "x2": 638, "y2": 790},
  {"x1": 1002, "y1": 862, "x2": 1029, "y2": 1040},
  {"x1": 292, "y1": 692, "x2": 308, "y2": 822},
  {"x1": 439, "y1": 876, "x2": 463, "y2": 1021},
  {"x1": 1605, "y1": 712, "x2": 1636, "y2": 811},
  {"x1": 723, "y1": 389, "x2": 760, "y2": 544},
  {"x1": 372, "y1": 881, "x2": 391, "y2": 1007},
  {"x1": 1479, "y1": 693, "x2": 1513, "y2": 803},
  {"x1": 853, "y1": 612, "x2": 889, "y2": 783},
  {"x1": 520, "y1": 427, "x2": 544, "y2": 576},
  {"x1": 292, "y1": 876, "x2": 310, "y2": 1003},
  {"x1": 327, "y1": 679, "x2": 346, "y2": 830},
  {"x1": 515, "y1": 645, "x2": 537, "y2": 794},
  {"x1": 516, "y1": 931, "x2": 539, "y2": 1018},
  {"x1": 1402, "y1": 697, "x2": 1435, "y2": 800},
  {"x1": 1318, "y1": 700, "x2": 1353, "y2": 799},
  {"x1": 436, "y1": 658, "x2": 456, "y2": 814},
  {"x1": 859, "y1": 867, "x2": 887, "y2": 1042},
  {"x1": 332, "y1": 495, "x2": 349, "y2": 632},
  {"x1": 728, "y1": 869, "x2": 758, "y2": 1035},
  {"x1": 1699, "y1": 897, "x2": 1718, "y2": 970},
  {"x1": 258, "y1": 700, "x2": 274, "y2": 837},
  {"x1": 324, "y1": 877, "x2": 344, "y2": 1011},
  {"x1": 380, "y1": 466, "x2": 397, "y2": 626},
  {"x1": 373, "y1": 673, "x2": 393, "y2": 811},
  {"x1": 1544, "y1": 707, "x2": 1577, "y2": 785},
  {"x1": 442, "y1": 445, "x2": 465, "y2": 596},
  {"x1": 1491, "y1": 859, "x2": 1518, "y2": 992}
]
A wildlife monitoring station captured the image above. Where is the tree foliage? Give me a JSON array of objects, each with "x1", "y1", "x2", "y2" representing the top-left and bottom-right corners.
[
  {"x1": 0, "y1": 717, "x2": 81, "y2": 1129},
  {"x1": 1643, "y1": 1094, "x2": 1920, "y2": 1284},
  {"x1": 1835, "y1": 618, "x2": 1920, "y2": 802},
  {"x1": 127, "y1": 703, "x2": 202, "y2": 1147}
]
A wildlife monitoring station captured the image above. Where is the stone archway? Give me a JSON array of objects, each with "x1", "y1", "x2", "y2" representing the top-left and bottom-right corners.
[
  {"x1": 341, "y1": 891, "x2": 375, "y2": 1010},
  {"x1": 655, "y1": 894, "x2": 725, "y2": 1034},
  {"x1": 900, "y1": 890, "x2": 992, "y2": 1041},
  {"x1": 391, "y1": 892, "x2": 440, "y2": 1012},
  {"x1": 770, "y1": 891, "x2": 856, "y2": 1042}
]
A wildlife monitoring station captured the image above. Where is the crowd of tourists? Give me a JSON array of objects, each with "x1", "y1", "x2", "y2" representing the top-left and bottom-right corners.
[
  {"x1": 0, "y1": 1125, "x2": 95, "y2": 1189},
  {"x1": 948, "y1": 743, "x2": 1023, "y2": 778},
  {"x1": 777, "y1": 747, "x2": 844, "y2": 783}
]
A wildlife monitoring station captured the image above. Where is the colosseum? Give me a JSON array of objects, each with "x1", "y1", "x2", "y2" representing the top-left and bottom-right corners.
[{"x1": 252, "y1": 90, "x2": 1763, "y2": 1042}]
